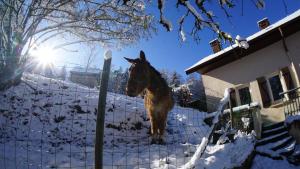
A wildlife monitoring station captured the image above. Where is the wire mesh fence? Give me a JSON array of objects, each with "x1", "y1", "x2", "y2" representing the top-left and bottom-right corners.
[
  {"x1": 0, "y1": 61, "x2": 223, "y2": 169},
  {"x1": 0, "y1": 72, "x2": 98, "y2": 169},
  {"x1": 0, "y1": 60, "x2": 259, "y2": 169}
]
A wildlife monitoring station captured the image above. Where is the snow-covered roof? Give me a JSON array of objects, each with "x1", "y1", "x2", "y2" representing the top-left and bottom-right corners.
[{"x1": 186, "y1": 9, "x2": 300, "y2": 74}]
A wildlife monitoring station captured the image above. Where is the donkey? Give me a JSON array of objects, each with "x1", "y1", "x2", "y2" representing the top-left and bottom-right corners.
[{"x1": 124, "y1": 51, "x2": 174, "y2": 144}]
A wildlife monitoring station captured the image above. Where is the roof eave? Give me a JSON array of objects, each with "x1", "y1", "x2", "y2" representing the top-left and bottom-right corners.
[{"x1": 185, "y1": 12, "x2": 300, "y2": 75}]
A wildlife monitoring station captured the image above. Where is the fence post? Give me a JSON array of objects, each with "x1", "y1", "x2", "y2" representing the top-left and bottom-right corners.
[
  {"x1": 228, "y1": 89, "x2": 233, "y2": 129},
  {"x1": 95, "y1": 50, "x2": 112, "y2": 169}
]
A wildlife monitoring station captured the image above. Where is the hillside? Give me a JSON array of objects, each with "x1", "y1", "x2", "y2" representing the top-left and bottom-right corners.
[{"x1": 0, "y1": 73, "x2": 269, "y2": 169}]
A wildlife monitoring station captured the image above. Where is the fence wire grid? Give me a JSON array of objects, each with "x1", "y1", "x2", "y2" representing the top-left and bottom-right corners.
[
  {"x1": 0, "y1": 64, "x2": 265, "y2": 169},
  {"x1": 0, "y1": 65, "x2": 214, "y2": 169}
]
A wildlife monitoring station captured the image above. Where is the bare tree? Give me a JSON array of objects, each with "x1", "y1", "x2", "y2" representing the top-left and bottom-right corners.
[
  {"x1": 170, "y1": 71, "x2": 183, "y2": 88},
  {"x1": 153, "y1": 0, "x2": 267, "y2": 42},
  {"x1": 0, "y1": 0, "x2": 155, "y2": 90},
  {"x1": 85, "y1": 45, "x2": 97, "y2": 72}
]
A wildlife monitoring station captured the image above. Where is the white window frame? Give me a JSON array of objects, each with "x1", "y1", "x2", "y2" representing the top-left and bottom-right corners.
[
  {"x1": 265, "y1": 71, "x2": 285, "y2": 105},
  {"x1": 234, "y1": 84, "x2": 252, "y2": 106}
]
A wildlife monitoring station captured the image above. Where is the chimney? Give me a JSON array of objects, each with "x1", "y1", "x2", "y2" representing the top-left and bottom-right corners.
[
  {"x1": 209, "y1": 39, "x2": 222, "y2": 53},
  {"x1": 258, "y1": 18, "x2": 270, "y2": 30}
]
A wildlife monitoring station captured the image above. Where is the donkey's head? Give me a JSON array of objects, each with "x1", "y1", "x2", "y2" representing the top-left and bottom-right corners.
[{"x1": 124, "y1": 50, "x2": 150, "y2": 97}]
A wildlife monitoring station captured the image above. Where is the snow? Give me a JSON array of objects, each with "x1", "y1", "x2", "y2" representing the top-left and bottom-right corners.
[
  {"x1": 186, "y1": 9, "x2": 300, "y2": 73},
  {"x1": 257, "y1": 131, "x2": 289, "y2": 143},
  {"x1": 181, "y1": 88, "x2": 234, "y2": 169},
  {"x1": 185, "y1": 43, "x2": 238, "y2": 73},
  {"x1": 213, "y1": 88, "x2": 230, "y2": 124},
  {"x1": 263, "y1": 125, "x2": 285, "y2": 134},
  {"x1": 252, "y1": 155, "x2": 298, "y2": 169},
  {"x1": 241, "y1": 117, "x2": 250, "y2": 128},
  {"x1": 104, "y1": 50, "x2": 112, "y2": 59},
  {"x1": 246, "y1": 8, "x2": 300, "y2": 41},
  {"x1": 223, "y1": 102, "x2": 260, "y2": 114},
  {"x1": 235, "y1": 35, "x2": 249, "y2": 49},
  {"x1": 256, "y1": 138, "x2": 296, "y2": 158},
  {"x1": 181, "y1": 137, "x2": 209, "y2": 169},
  {"x1": 0, "y1": 73, "x2": 212, "y2": 168},
  {"x1": 2, "y1": 73, "x2": 293, "y2": 168},
  {"x1": 194, "y1": 131, "x2": 255, "y2": 169},
  {"x1": 285, "y1": 112, "x2": 300, "y2": 125},
  {"x1": 180, "y1": 30, "x2": 186, "y2": 42}
]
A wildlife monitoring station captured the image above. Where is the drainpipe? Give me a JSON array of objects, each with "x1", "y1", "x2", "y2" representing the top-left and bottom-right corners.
[
  {"x1": 278, "y1": 27, "x2": 291, "y2": 62},
  {"x1": 278, "y1": 27, "x2": 300, "y2": 88}
]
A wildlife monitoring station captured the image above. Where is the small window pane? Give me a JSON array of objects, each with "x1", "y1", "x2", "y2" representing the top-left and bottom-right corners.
[
  {"x1": 230, "y1": 89, "x2": 237, "y2": 107},
  {"x1": 239, "y1": 87, "x2": 252, "y2": 105},
  {"x1": 268, "y1": 75, "x2": 283, "y2": 101}
]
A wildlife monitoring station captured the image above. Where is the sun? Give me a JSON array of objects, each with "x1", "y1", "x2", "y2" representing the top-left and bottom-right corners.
[{"x1": 30, "y1": 45, "x2": 56, "y2": 66}]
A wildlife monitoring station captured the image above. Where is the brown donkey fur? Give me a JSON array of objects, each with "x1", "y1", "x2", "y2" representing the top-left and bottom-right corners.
[{"x1": 124, "y1": 51, "x2": 174, "y2": 144}]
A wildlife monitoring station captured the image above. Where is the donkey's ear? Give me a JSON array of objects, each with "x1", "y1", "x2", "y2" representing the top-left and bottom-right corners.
[
  {"x1": 124, "y1": 57, "x2": 136, "y2": 64},
  {"x1": 139, "y1": 50, "x2": 146, "y2": 61}
]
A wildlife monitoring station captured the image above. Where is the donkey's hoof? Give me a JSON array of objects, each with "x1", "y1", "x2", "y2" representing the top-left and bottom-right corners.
[
  {"x1": 158, "y1": 139, "x2": 166, "y2": 145},
  {"x1": 151, "y1": 139, "x2": 157, "y2": 144}
]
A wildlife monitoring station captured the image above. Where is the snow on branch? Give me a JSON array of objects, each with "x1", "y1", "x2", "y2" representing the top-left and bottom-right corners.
[
  {"x1": 158, "y1": 0, "x2": 172, "y2": 31},
  {"x1": 155, "y1": 0, "x2": 266, "y2": 42},
  {"x1": 181, "y1": 88, "x2": 230, "y2": 169}
]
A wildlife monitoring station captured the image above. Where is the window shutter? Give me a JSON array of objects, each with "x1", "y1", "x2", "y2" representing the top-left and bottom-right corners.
[
  {"x1": 257, "y1": 77, "x2": 271, "y2": 107},
  {"x1": 281, "y1": 67, "x2": 295, "y2": 90},
  {"x1": 281, "y1": 67, "x2": 296, "y2": 98}
]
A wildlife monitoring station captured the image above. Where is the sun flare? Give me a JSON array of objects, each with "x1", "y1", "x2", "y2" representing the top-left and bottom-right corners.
[{"x1": 31, "y1": 46, "x2": 56, "y2": 66}]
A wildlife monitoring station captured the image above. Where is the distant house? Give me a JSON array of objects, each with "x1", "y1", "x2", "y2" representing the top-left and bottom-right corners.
[
  {"x1": 70, "y1": 67, "x2": 101, "y2": 88},
  {"x1": 186, "y1": 9, "x2": 300, "y2": 124}
]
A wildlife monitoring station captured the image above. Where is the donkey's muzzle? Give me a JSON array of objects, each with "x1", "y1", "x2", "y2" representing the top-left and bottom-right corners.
[
  {"x1": 126, "y1": 88, "x2": 135, "y2": 97},
  {"x1": 126, "y1": 87, "x2": 139, "y2": 97}
]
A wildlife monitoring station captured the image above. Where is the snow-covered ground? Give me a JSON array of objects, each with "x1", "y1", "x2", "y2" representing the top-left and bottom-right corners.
[
  {"x1": 0, "y1": 73, "x2": 291, "y2": 169},
  {"x1": 285, "y1": 112, "x2": 300, "y2": 125}
]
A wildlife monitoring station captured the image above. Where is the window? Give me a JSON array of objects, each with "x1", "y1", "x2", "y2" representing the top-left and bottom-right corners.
[
  {"x1": 229, "y1": 85, "x2": 252, "y2": 108},
  {"x1": 229, "y1": 89, "x2": 237, "y2": 107},
  {"x1": 268, "y1": 75, "x2": 283, "y2": 101},
  {"x1": 238, "y1": 87, "x2": 252, "y2": 105},
  {"x1": 257, "y1": 67, "x2": 296, "y2": 106}
]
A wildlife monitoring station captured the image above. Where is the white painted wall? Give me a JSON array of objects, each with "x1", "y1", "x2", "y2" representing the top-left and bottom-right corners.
[{"x1": 202, "y1": 31, "x2": 300, "y2": 123}]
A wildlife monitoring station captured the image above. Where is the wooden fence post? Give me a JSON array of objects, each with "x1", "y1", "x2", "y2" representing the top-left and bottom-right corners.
[{"x1": 95, "y1": 50, "x2": 112, "y2": 169}]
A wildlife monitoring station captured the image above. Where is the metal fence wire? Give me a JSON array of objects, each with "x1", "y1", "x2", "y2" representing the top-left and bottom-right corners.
[{"x1": 0, "y1": 61, "x2": 243, "y2": 169}]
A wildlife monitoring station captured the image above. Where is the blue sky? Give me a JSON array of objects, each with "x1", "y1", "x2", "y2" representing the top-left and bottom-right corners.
[{"x1": 51, "y1": 1, "x2": 300, "y2": 78}]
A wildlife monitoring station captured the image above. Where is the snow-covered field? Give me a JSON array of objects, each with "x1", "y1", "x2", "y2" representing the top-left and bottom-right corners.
[{"x1": 0, "y1": 73, "x2": 277, "y2": 169}]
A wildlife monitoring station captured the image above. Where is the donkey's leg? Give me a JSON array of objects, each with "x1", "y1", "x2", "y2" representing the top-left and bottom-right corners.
[
  {"x1": 149, "y1": 112, "x2": 158, "y2": 144},
  {"x1": 157, "y1": 113, "x2": 167, "y2": 145}
]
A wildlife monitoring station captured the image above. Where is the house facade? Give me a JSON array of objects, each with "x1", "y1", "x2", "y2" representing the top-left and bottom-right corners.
[
  {"x1": 186, "y1": 9, "x2": 300, "y2": 124},
  {"x1": 70, "y1": 67, "x2": 101, "y2": 88}
]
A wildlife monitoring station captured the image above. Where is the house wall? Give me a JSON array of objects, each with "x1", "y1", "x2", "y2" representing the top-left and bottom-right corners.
[
  {"x1": 285, "y1": 31, "x2": 300, "y2": 87},
  {"x1": 70, "y1": 73, "x2": 99, "y2": 88},
  {"x1": 202, "y1": 31, "x2": 300, "y2": 124}
]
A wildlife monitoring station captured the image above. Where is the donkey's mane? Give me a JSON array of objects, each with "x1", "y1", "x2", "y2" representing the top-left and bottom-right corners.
[{"x1": 146, "y1": 62, "x2": 168, "y2": 86}]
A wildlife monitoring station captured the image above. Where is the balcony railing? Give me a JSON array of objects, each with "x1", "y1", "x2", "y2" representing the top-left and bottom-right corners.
[
  {"x1": 280, "y1": 87, "x2": 300, "y2": 117},
  {"x1": 224, "y1": 102, "x2": 262, "y2": 138}
]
